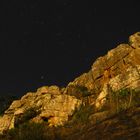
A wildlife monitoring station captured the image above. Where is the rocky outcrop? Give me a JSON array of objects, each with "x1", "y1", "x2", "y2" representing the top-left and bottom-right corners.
[
  {"x1": 66, "y1": 32, "x2": 140, "y2": 109},
  {"x1": 91, "y1": 32, "x2": 140, "y2": 90},
  {"x1": 1, "y1": 32, "x2": 140, "y2": 138},
  {"x1": 93, "y1": 32, "x2": 140, "y2": 109},
  {"x1": 0, "y1": 86, "x2": 82, "y2": 134},
  {"x1": 95, "y1": 65, "x2": 140, "y2": 109}
]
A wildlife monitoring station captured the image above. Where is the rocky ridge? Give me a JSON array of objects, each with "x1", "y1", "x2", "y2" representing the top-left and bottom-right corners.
[{"x1": 0, "y1": 32, "x2": 140, "y2": 139}]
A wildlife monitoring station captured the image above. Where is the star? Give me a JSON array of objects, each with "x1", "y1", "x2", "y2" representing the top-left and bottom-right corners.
[{"x1": 41, "y1": 76, "x2": 44, "y2": 80}]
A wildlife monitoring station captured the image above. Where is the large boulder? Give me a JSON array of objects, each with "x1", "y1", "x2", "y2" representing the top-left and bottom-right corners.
[{"x1": 0, "y1": 86, "x2": 82, "y2": 134}]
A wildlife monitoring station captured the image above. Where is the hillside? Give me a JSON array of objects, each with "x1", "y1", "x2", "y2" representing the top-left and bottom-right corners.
[{"x1": 0, "y1": 32, "x2": 140, "y2": 140}]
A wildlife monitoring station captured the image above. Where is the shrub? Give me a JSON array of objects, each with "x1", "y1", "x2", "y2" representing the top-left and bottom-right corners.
[
  {"x1": 71, "y1": 105, "x2": 93, "y2": 124},
  {"x1": 14, "y1": 107, "x2": 39, "y2": 127},
  {"x1": 1, "y1": 104, "x2": 94, "y2": 140},
  {"x1": 6, "y1": 122, "x2": 46, "y2": 140},
  {"x1": 4, "y1": 122, "x2": 65, "y2": 140},
  {"x1": 66, "y1": 85, "x2": 91, "y2": 99},
  {"x1": 118, "y1": 89, "x2": 130, "y2": 97},
  {"x1": 108, "y1": 88, "x2": 140, "y2": 113}
]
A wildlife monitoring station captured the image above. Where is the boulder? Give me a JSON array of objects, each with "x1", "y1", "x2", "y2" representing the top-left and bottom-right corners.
[{"x1": 0, "y1": 86, "x2": 82, "y2": 134}]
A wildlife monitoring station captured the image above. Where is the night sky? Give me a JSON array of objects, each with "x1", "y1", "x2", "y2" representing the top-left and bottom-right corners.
[{"x1": 0, "y1": 0, "x2": 140, "y2": 96}]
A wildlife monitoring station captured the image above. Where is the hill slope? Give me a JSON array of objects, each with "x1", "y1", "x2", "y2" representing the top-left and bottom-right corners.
[{"x1": 1, "y1": 32, "x2": 140, "y2": 139}]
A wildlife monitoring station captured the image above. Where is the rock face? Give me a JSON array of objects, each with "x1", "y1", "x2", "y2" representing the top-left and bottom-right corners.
[
  {"x1": 0, "y1": 86, "x2": 82, "y2": 133},
  {"x1": 1, "y1": 32, "x2": 140, "y2": 137},
  {"x1": 66, "y1": 32, "x2": 140, "y2": 109}
]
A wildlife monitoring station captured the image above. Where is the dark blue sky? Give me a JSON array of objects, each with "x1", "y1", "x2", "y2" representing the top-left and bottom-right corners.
[{"x1": 0, "y1": 0, "x2": 140, "y2": 96}]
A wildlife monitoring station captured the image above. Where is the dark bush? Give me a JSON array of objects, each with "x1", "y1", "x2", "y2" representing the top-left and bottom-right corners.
[
  {"x1": 14, "y1": 107, "x2": 39, "y2": 127},
  {"x1": 6, "y1": 122, "x2": 46, "y2": 140},
  {"x1": 66, "y1": 85, "x2": 91, "y2": 99}
]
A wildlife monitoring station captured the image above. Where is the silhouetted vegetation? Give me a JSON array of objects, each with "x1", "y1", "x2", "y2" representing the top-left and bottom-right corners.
[
  {"x1": 107, "y1": 88, "x2": 140, "y2": 113},
  {"x1": 71, "y1": 104, "x2": 93, "y2": 124},
  {"x1": 14, "y1": 107, "x2": 40, "y2": 127},
  {"x1": 0, "y1": 122, "x2": 47, "y2": 140}
]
